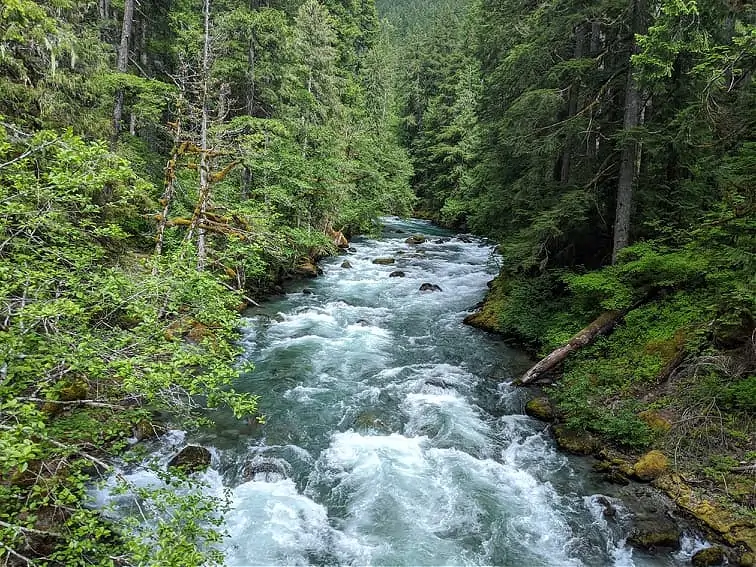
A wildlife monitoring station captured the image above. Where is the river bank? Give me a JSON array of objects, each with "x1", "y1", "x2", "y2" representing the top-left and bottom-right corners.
[{"x1": 465, "y1": 274, "x2": 756, "y2": 566}]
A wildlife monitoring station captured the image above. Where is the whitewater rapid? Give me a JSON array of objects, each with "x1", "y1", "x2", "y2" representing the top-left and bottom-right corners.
[{"x1": 94, "y1": 218, "x2": 710, "y2": 566}]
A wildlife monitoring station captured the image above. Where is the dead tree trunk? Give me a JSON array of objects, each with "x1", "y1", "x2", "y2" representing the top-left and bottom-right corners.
[
  {"x1": 113, "y1": 0, "x2": 135, "y2": 142},
  {"x1": 153, "y1": 120, "x2": 183, "y2": 269},
  {"x1": 519, "y1": 310, "x2": 626, "y2": 385},
  {"x1": 192, "y1": 0, "x2": 213, "y2": 271}
]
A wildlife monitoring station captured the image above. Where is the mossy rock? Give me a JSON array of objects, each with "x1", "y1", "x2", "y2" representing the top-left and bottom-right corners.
[
  {"x1": 692, "y1": 546, "x2": 725, "y2": 567},
  {"x1": 168, "y1": 445, "x2": 211, "y2": 473},
  {"x1": 638, "y1": 410, "x2": 672, "y2": 434},
  {"x1": 736, "y1": 552, "x2": 755, "y2": 566},
  {"x1": 353, "y1": 412, "x2": 387, "y2": 431},
  {"x1": 296, "y1": 260, "x2": 319, "y2": 278},
  {"x1": 628, "y1": 527, "x2": 681, "y2": 550},
  {"x1": 187, "y1": 321, "x2": 213, "y2": 343},
  {"x1": 553, "y1": 426, "x2": 598, "y2": 455},
  {"x1": 525, "y1": 397, "x2": 555, "y2": 422},
  {"x1": 405, "y1": 235, "x2": 426, "y2": 245},
  {"x1": 463, "y1": 276, "x2": 507, "y2": 334},
  {"x1": 59, "y1": 380, "x2": 90, "y2": 402},
  {"x1": 655, "y1": 475, "x2": 756, "y2": 553},
  {"x1": 372, "y1": 257, "x2": 395, "y2": 265},
  {"x1": 632, "y1": 450, "x2": 669, "y2": 481},
  {"x1": 133, "y1": 419, "x2": 166, "y2": 442}
]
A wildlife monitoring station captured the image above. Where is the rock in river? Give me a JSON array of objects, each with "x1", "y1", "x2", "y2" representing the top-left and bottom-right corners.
[
  {"x1": 525, "y1": 397, "x2": 555, "y2": 422},
  {"x1": 419, "y1": 283, "x2": 442, "y2": 292},
  {"x1": 168, "y1": 445, "x2": 211, "y2": 473},
  {"x1": 389, "y1": 271, "x2": 406, "y2": 278},
  {"x1": 692, "y1": 546, "x2": 725, "y2": 567},
  {"x1": 373, "y1": 258, "x2": 395, "y2": 265}
]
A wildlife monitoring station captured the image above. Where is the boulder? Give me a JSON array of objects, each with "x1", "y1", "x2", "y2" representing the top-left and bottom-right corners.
[
  {"x1": 341, "y1": 260, "x2": 353, "y2": 269},
  {"x1": 419, "y1": 283, "x2": 443, "y2": 292},
  {"x1": 242, "y1": 459, "x2": 287, "y2": 482},
  {"x1": 59, "y1": 380, "x2": 90, "y2": 402},
  {"x1": 692, "y1": 547, "x2": 725, "y2": 567},
  {"x1": 553, "y1": 425, "x2": 598, "y2": 455},
  {"x1": 302, "y1": 288, "x2": 314, "y2": 295},
  {"x1": 638, "y1": 410, "x2": 672, "y2": 434},
  {"x1": 628, "y1": 526, "x2": 680, "y2": 551},
  {"x1": 168, "y1": 445, "x2": 211, "y2": 473},
  {"x1": 133, "y1": 419, "x2": 166, "y2": 442},
  {"x1": 524, "y1": 397, "x2": 555, "y2": 422},
  {"x1": 596, "y1": 496, "x2": 618, "y2": 522},
  {"x1": 405, "y1": 235, "x2": 426, "y2": 245},
  {"x1": 373, "y1": 258, "x2": 396, "y2": 265},
  {"x1": 295, "y1": 260, "x2": 319, "y2": 278},
  {"x1": 353, "y1": 412, "x2": 388, "y2": 430},
  {"x1": 632, "y1": 450, "x2": 669, "y2": 482},
  {"x1": 389, "y1": 271, "x2": 406, "y2": 278}
]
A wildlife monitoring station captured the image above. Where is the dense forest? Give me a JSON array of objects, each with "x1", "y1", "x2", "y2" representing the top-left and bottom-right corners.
[
  {"x1": 381, "y1": 0, "x2": 755, "y2": 557},
  {"x1": 0, "y1": 0, "x2": 413, "y2": 564},
  {"x1": 0, "y1": 0, "x2": 754, "y2": 564}
]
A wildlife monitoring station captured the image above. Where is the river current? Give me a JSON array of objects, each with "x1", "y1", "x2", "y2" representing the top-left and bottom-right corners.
[{"x1": 95, "y1": 218, "x2": 708, "y2": 566}]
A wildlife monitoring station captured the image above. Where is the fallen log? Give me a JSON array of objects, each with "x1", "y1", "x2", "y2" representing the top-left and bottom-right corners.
[{"x1": 519, "y1": 310, "x2": 625, "y2": 385}]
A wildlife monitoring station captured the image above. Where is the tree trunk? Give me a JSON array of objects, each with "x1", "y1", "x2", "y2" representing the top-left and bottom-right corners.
[
  {"x1": 196, "y1": 0, "x2": 213, "y2": 271},
  {"x1": 611, "y1": 0, "x2": 647, "y2": 264},
  {"x1": 519, "y1": 311, "x2": 626, "y2": 385},
  {"x1": 113, "y1": 0, "x2": 135, "y2": 142},
  {"x1": 560, "y1": 24, "x2": 585, "y2": 185},
  {"x1": 247, "y1": 38, "x2": 256, "y2": 116},
  {"x1": 154, "y1": 120, "x2": 183, "y2": 269},
  {"x1": 99, "y1": 0, "x2": 110, "y2": 21}
]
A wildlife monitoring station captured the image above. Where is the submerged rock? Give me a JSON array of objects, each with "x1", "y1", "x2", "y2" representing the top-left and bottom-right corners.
[
  {"x1": 595, "y1": 496, "x2": 618, "y2": 522},
  {"x1": 242, "y1": 459, "x2": 288, "y2": 483},
  {"x1": 168, "y1": 445, "x2": 211, "y2": 473},
  {"x1": 524, "y1": 397, "x2": 555, "y2": 422},
  {"x1": 373, "y1": 257, "x2": 395, "y2": 265},
  {"x1": 389, "y1": 271, "x2": 406, "y2": 278},
  {"x1": 692, "y1": 546, "x2": 725, "y2": 567},
  {"x1": 341, "y1": 260, "x2": 353, "y2": 269},
  {"x1": 424, "y1": 378, "x2": 453, "y2": 389},
  {"x1": 302, "y1": 288, "x2": 314, "y2": 295},
  {"x1": 419, "y1": 283, "x2": 442, "y2": 292}
]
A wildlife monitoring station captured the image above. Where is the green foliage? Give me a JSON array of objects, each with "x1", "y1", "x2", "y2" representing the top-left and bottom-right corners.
[{"x1": 1, "y1": 0, "x2": 416, "y2": 563}]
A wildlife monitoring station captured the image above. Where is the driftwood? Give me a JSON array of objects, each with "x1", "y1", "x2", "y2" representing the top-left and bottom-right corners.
[{"x1": 519, "y1": 310, "x2": 625, "y2": 385}]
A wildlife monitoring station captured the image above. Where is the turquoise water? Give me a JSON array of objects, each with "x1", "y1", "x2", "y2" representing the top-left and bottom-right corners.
[{"x1": 96, "y1": 218, "x2": 707, "y2": 566}]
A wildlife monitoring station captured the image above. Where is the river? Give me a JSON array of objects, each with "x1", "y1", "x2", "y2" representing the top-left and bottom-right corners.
[{"x1": 96, "y1": 218, "x2": 708, "y2": 566}]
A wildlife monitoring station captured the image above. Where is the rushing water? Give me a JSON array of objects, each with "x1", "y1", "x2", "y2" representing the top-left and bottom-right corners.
[{"x1": 96, "y1": 218, "x2": 709, "y2": 566}]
